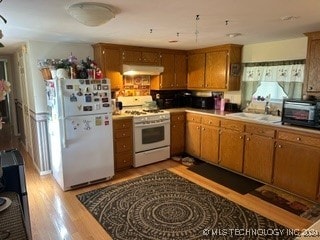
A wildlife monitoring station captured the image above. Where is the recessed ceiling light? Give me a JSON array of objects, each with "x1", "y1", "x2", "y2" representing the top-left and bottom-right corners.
[
  {"x1": 226, "y1": 33, "x2": 241, "y2": 38},
  {"x1": 169, "y1": 40, "x2": 178, "y2": 43},
  {"x1": 280, "y1": 16, "x2": 299, "y2": 21}
]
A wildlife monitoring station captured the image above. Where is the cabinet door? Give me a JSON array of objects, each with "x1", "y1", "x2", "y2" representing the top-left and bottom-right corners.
[
  {"x1": 171, "y1": 117, "x2": 185, "y2": 156},
  {"x1": 160, "y1": 53, "x2": 175, "y2": 89},
  {"x1": 103, "y1": 48, "x2": 123, "y2": 90},
  {"x1": 205, "y1": 50, "x2": 228, "y2": 89},
  {"x1": 175, "y1": 54, "x2": 187, "y2": 89},
  {"x1": 219, "y1": 129, "x2": 244, "y2": 172},
  {"x1": 122, "y1": 50, "x2": 142, "y2": 63},
  {"x1": 306, "y1": 39, "x2": 320, "y2": 92},
  {"x1": 243, "y1": 134, "x2": 274, "y2": 183},
  {"x1": 187, "y1": 53, "x2": 205, "y2": 88},
  {"x1": 201, "y1": 125, "x2": 219, "y2": 163},
  {"x1": 185, "y1": 121, "x2": 201, "y2": 157},
  {"x1": 141, "y1": 51, "x2": 160, "y2": 65},
  {"x1": 273, "y1": 140, "x2": 320, "y2": 200}
]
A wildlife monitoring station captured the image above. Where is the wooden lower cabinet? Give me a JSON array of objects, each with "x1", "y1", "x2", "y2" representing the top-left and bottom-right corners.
[
  {"x1": 170, "y1": 112, "x2": 185, "y2": 156},
  {"x1": 273, "y1": 140, "x2": 320, "y2": 201},
  {"x1": 185, "y1": 113, "x2": 220, "y2": 163},
  {"x1": 113, "y1": 118, "x2": 133, "y2": 171},
  {"x1": 219, "y1": 120, "x2": 245, "y2": 172},
  {"x1": 200, "y1": 115, "x2": 220, "y2": 163},
  {"x1": 243, "y1": 124, "x2": 275, "y2": 183},
  {"x1": 185, "y1": 119, "x2": 201, "y2": 158}
]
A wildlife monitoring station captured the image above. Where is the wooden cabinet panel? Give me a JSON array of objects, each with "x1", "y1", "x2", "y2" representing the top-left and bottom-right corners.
[
  {"x1": 220, "y1": 119, "x2": 245, "y2": 132},
  {"x1": 185, "y1": 121, "x2": 201, "y2": 157},
  {"x1": 245, "y1": 124, "x2": 276, "y2": 138},
  {"x1": 205, "y1": 50, "x2": 228, "y2": 89},
  {"x1": 219, "y1": 128, "x2": 244, "y2": 172},
  {"x1": 174, "y1": 54, "x2": 187, "y2": 89},
  {"x1": 186, "y1": 113, "x2": 202, "y2": 123},
  {"x1": 201, "y1": 115, "x2": 220, "y2": 127},
  {"x1": 122, "y1": 49, "x2": 160, "y2": 65},
  {"x1": 170, "y1": 112, "x2": 185, "y2": 156},
  {"x1": 159, "y1": 53, "x2": 175, "y2": 89},
  {"x1": 201, "y1": 125, "x2": 219, "y2": 163},
  {"x1": 243, "y1": 134, "x2": 274, "y2": 183},
  {"x1": 273, "y1": 140, "x2": 320, "y2": 200},
  {"x1": 113, "y1": 118, "x2": 133, "y2": 171},
  {"x1": 278, "y1": 130, "x2": 320, "y2": 148},
  {"x1": 93, "y1": 45, "x2": 122, "y2": 90},
  {"x1": 304, "y1": 31, "x2": 320, "y2": 93},
  {"x1": 187, "y1": 44, "x2": 242, "y2": 91},
  {"x1": 187, "y1": 53, "x2": 205, "y2": 89}
]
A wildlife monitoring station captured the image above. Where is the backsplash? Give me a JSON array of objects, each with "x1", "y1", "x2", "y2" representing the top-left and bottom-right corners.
[{"x1": 123, "y1": 75, "x2": 151, "y2": 96}]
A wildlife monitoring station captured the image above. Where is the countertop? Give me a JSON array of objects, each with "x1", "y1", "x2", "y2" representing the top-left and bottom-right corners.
[{"x1": 112, "y1": 107, "x2": 320, "y2": 136}]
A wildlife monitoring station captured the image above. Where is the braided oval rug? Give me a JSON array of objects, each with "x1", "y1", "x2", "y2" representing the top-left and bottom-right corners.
[{"x1": 77, "y1": 170, "x2": 295, "y2": 240}]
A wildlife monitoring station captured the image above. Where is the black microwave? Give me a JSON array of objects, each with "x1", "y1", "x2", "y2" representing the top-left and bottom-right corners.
[{"x1": 281, "y1": 99, "x2": 320, "y2": 129}]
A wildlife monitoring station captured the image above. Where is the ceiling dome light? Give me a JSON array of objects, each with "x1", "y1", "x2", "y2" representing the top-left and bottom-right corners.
[
  {"x1": 226, "y1": 33, "x2": 241, "y2": 38},
  {"x1": 66, "y1": 2, "x2": 115, "y2": 27}
]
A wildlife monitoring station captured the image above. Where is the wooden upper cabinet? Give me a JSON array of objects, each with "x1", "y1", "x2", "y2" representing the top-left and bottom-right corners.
[
  {"x1": 122, "y1": 49, "x2": 160, "y2": 65},
  {"x1": 304, "y1": 31, "x2": 320, "y2": 93},
  {"x1": 187, "y1": 53, "x2": 205, "y2": 88},
  {"x1": 205, "y1": 50, "x2": 228, "y2": 89},
  {"x1": 175, "y1": 54, "x2": 187, "y2": 89},
  {"x1": 187, "y1": 44, "x2": 242, "y2": 91},
  {"x1": 93, "y1": 44, "x2": 122, "y2": 90},
  {"x1": 159, "y1": 53, "x2": 175, "y2": 89},
  {"x1": 150, "y1": 52, "x2": 187, "y2": 90}
]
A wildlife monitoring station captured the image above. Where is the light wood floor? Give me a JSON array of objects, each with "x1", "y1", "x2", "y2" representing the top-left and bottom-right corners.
[{"x1": 0, "y1": 125, "x2": 313, "y2": 239}]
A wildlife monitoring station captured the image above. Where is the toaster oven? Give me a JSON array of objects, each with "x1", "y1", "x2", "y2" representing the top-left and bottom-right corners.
[{"x1": 281, "y1": 99, "x2": 320, "y2": 129}]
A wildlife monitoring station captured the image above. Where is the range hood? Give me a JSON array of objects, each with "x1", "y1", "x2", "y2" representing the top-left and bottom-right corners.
[{"x1": 122, "y1": 64, "x2": 164, "y2": 76}]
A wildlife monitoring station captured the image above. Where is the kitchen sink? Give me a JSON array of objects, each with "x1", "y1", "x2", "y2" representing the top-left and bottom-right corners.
[{"x1": 226, "y1": 112, "x2": 282, "y2": 123}]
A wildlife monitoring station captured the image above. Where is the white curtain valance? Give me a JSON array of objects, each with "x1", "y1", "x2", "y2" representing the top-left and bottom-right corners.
[{"x1": 242, "y1": 64, "x2": 304, "y2": 83}]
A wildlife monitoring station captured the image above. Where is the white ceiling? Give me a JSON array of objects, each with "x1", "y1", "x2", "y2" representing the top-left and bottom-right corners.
[{"x1": 0, "y1": 0, "x2": 319, "y2": 54}]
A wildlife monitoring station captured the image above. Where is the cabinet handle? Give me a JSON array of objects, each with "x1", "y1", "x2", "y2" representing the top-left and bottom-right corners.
[
  {"x1": 246, "y1": 137, "x2": 250, "y2": 141},
  {"x1": 123, "y1": 145, "x2": 126, "y2": 148},
  {"x1": 177, "y1": 117, "x2": 180, "y2": 120},
  {"x1": 278, "y1": 144, "x2": 282, "y2": 148},
  {"x1": 296, "y1": 137, "x2": 301, "y2": 141},
  {"x1": 202, "y1": 127, "x2": 205, "y2": 131},
  {"x1": 122, "y1": 133, "x2": 126, "y2": 136},
  {"x1": 240, "y1": 136, "x2": 243, "y2": 139},
  {"x1": 122, "y1": 124, "x2": 126, "y2": 127},
  {"x1": 172, "y1": 124, "x2": 176, "y2": 128},
  {"x1": 209, "y1": 121, "x2": 212, "y2": 124}
]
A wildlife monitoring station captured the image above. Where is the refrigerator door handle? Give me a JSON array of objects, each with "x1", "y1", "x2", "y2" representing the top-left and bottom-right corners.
[
  {"x1": 61, "y1": 118, "x2": 67, "y2": 148},
  {"x1": 57, "y1": 80, "x2": 67, "y2": 148}
]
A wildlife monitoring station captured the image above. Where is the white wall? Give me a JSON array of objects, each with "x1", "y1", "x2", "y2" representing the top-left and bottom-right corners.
[
  {"x1": 26, "y1": 41, "x2": 94, "y2": 113},
  {"x1": 242, "y1": 37, "x2": 308, "y2": 63}
]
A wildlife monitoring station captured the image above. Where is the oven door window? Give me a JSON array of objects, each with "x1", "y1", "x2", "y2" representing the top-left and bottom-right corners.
[{"x1": 142, "y1": 126, "x2": 164, "y2": 144}]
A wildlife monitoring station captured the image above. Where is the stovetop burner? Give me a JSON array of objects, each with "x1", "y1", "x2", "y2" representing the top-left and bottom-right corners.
[{"x1": 124, "y1": 109, "x2": 165, "y2": 116}]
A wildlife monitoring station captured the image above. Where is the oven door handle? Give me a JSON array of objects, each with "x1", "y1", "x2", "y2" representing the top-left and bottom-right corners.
[{"x1": 135, "y1": 120, "x2": 170, "y2": 127}]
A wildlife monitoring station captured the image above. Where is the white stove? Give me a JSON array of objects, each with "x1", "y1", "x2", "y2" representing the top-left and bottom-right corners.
[{"x1": 117, "y1": 96, "x2": 171, "y2": 167}]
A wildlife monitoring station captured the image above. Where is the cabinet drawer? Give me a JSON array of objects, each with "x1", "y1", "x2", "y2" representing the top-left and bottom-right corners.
[
  {"x1": 171, "y1": 112, "x2": 185, "y2": 122},
  {"x1": 186, "y1": 113, "x2": 201, "y2": 123},
  {"x1": 202, "y1": 115, "x2": 220, "y2": 126},
  {"x1": 221, "y1": 119, "x2": 245, "y2": 131},
  {"x1": 114, "y1": 129, "x2": 132, "y2": 139},
  {"x1": 113, "y1": 119, "x2": 132, "y2": 130},
  {"x1": 246, "y1": 124, "x2": 275, "y2": 138},
  {"x1": 114, "y1": 138, "x2": 133, "y2": 153},
  {"x1": 278, "y1": 131, "x2": 320, "y2": 148},
  {"x1": 115, "y1": 152, "x2": 133, "y2": 170}
]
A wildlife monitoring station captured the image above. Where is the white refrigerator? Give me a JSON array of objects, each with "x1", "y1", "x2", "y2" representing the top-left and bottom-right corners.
[{"x1": 46, "y1": 78, "x2": 114, "y2": 191}]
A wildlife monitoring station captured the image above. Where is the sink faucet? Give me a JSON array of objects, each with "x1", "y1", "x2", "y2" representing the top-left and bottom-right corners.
[{"x1": 264, "y1": 101, "x2": 271, "y2": 115}]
